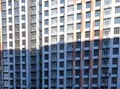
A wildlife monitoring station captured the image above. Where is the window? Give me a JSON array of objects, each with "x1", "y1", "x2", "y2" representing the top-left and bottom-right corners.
[
  {"x1": 44, "y1": 37, "x2": 48, "y2": 43},
  {"x1": 86, "y1": 22, "x2": 90, "y2": 28},
  {"x1": 102, "y1": 48, "x2": 110, "y2": 56},
  {"x1": 76, "y1": 42, "x2": 81, "y2": 48},
  {"x1": 22, "y1": 40, "x2": 26, "y2": 45},
  {"x1": 76, "y1": 51, "x2": 80, "y2": 57},
  {"x1": 15, "y1": 16, "x2": 19, "y2": 24},
  {"x1": 77, "y1": 23, "x2": 81, "y2": 30},
  {"x1": 60, "y1": 16, "x2": 64, "y2": 23},
  {"x1": 112, "y1": 58, "x2": 118, "y2": 65},
  {"x1": 95, "y1": 20, "x2": 100, "y2": 27},
  {"x1": 2, "y1": 19, "x2": 6, "y2": 26},
  {"x1": 113, "y1": 37, "x2": 119, "y2": 45},
  {"x1": 86, "y1": 12, "x2": 91, "y2": 18},
  {"x1": 9, "y1": 34, "x2": 13, "y2": 39},
  {"x1": 60, "y1": 7, "x2": 64, "y2": 13},
  {"x1": 14, "y1": 0, "x2": 19, "y2": 7},
  {"x1": 115, "y1": 7, "x2": 120, "y2": 13},
  {"x1": 22, "y1": 32, "x2": 26, "y2": 37},
  {"x1": 45, "y1": 10, "x2": 49, "y2": 16},
  {"x1": 59, "y1": 70, "x2": 64, "y2": 76},
  {"x1": 60, "y1": 35, "x2": 64, "y2": 42},
  {"x1": 84, "y1": 51, "x2": 90, "y2": 57},
  {"x1": 23, "y1": 80, "x2": 26, "y2": 85},
  {"x1": 8, "y1": 1, "x2": 12, "y2": 6},
  {"x1": 45, "y1": 19, "x2": 49, "y2": 25},
  {"x1": 15, "y1": 8, "x2": 19, "y2": 15},
  {"x1": 45, "y1": 1, "x2": 49, "y2": 7},
  {"x1": 77, "y1": 13, "x2": 81, "y2": 20},
  {"x1": 60, "y1": 44, "x2": 64, "y2": 50},
  {"x1": 22, "y1": 0, "x2": 25, "y2": 3},
  {"x1": 67, "y1": 24, "x2": 73, "y2": 33},
  {"x1": 67, "y1": 0, "x2": 74, "y2": 4},
  {"x1": 85, "y1": 41, "x2": 90, "y2": 47},
  {"x1": 9, "y1": 26, "x2": 12, "y2": 31},
  {"x1": 60, "y1": 0, "x2": 64, "y2": 4},
  {"x1": 94, "y1": 40, "x2": 99, "y2": 46},
  {"x1": 95, "y1": 10, "x2": 100, "y2": 17},
  {"x1": 45, "y1": 63, "x2": 48, "y2": 68},
  {"x1": 9, "y1": 50, "x2": 13, "y2": 55},
  {"x1": 22, "y1": 23, "x2": 26, "y2": 28},
  {"x1": 31, "y1": 0, "x2": 36, "y2": 5},
  {"x1": 112, "y1": 77, "x2": 117, "y2": 84},
  {"x1": 2, "y1": 11, "x2": 6, "y2": 18},
  {"x1": 104, "y1": 0, "x2": 112, "y2": 5},
  {"x1": 67, "y1": 34, "x2": 73, "y2": 42},
  {"x1": 51, "y1": 36, "x2": 57, "y2": 44},
  {"x1": 115, "y1": 17, "x2": 120, "y2": 24},
  {"x1": 51, "y1": 27, "x2": 57, "y2": 35},
  {"x1": 44, "y1": 71, "x2": 48, "y2": 77},
  {"x1": 76, "y1": 60, "x2": 80, "y2": 67},
  {"x1": 94, "y1": 30, "x2": 100, "y2": 37},
  {"x1": 60, "y1": 25, "x2": 64, "y2": 32},
  {"x1": 51, "y1": 0, "x2": 57, "y2": 6},
  {"x1": 104, "y1": 18, "x2": 111, "y2": 26},
  {"x1": 45, "y1": 54, "x2": 49, "y2": 60},
  {"x1": 102, "y1": 39, "x2": 110, "y2": 46},
  {"x1": 44, "y1": 28, "x2": 48, "y2": 34},
  {"x1": 103, "y1": 29, "x2": 110, "y2": 36},
  {"x1": 77, "y1": 3, "x2": 82, "y2": 10},
  {"x1": 51, "y1": 8, "x2": 57, "y2": 16},
  {"x1": 67, "y1": 15, "x2": 74, "y2": 23},
  {"x1": 94, "y1": 50, "x2": 99, "y2": 56},
  {"x1": 51, "y1": 53, "x2": 57, "y2": 61},
  {"x1": 85, "y1": 31, "x2": 90, "y2": 38},
  {"x1": 8, "y1": 9, "x2": 12, "y2": 14},
  {"x1": 59, "y1": 62, "x2": 64, "y2": 67},
  {"x1": 9, "y1": 42, "x2": 13, "y2": 47},
  {"x1": 93, "y1": 69, "x2": 98, "y2": 75},
  {"x1": 116, "y1": 0, "x2": 120, "y2": 2},
  {"x1": 112, "y1": 68, "x2": 117, "y2": 74},
  {"x1": 51, "y1": 18, "x2": 57, "y2": 26},
  {"x1": 22, "y1": 6, "x2": 25, "y2": 12},
  {"x1": 104, "y1": 8, "x2": 111, "y2": 15},
  {"x1": 9, "y1": 18, "x2": 12, "y2": 23},
  {"x1": 114, "y1": 27, "x2": 120, "y2": 34},
  {"x1": 31, "y1": 7, "x2": 36, "y2": 14},
  {"x1": 31, "y1": 24, "x2": 36, "y2": 31},
  {"x1": 59, "y1": 79, "x2": 64, "y2": 85},
  {"x1": 44, "y1": 45, "x2": 49, "y2": 51},
  {"x1": 96, "y1": 0, "x2": 101, "y2": 7},
  {"x1": 113, "y1": 48, "x2": 119, "y2": 55},
  {"x1": 60, "y1": 53, "x2": 64, "y2": 59},
  {"x1": 76, "y1": 70, "x2": 80, "y2": 75},
  {"x1": 22, "y1": 15, "x2": 25, "y2": 20},
  {"x1": 84, "y1": 60, "x2": 89, "y2": 66},
  {"x1": 67, "y1": 43, "x2": 73, "y2": 51},
  {"x1": 67, "y1": 5, "x2": 74, "y2": 13},
  {"x1": 2, "y1": 3, "x2": 6, "y2": 10},
  {"x1": 86, "y1": 2, "x2": 91, "y2": 8}
]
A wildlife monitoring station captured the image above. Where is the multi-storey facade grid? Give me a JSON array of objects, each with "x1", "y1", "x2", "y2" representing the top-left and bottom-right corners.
[
  {"x1": 0, "y1": 0, "x2": 120, "y2": 89},
  {"x1": 1, "y1": 0, "x2": 42, "y2": 89},
  {"x1": 42, "y1": 0, "x2": 120, "y2": 89}
]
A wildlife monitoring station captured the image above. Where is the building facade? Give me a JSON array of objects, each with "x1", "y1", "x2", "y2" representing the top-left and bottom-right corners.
[
  {"x1": 42, "y1": 0, "x2": 120, "y2": 89},
  {"x1": 1, "y1": 0, "x2": 41, "y2": 89},
  {"x1": 1, "y1": 0, "x2": 120, "y2": 89}
]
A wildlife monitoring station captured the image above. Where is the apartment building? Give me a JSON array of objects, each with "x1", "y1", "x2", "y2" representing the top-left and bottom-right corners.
[
  {"x1": 0, "y1": 1, "x2": 3, "y2": 87},
  {"x1": 1, "y1": 0, "x2": 41, "y2": 89},
  {"x1": 42, "y1": 0, "x2": 120, "y2": 89},
  {"x1": 1, "y1": 0, "x2": 120, "y2": 89}
]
